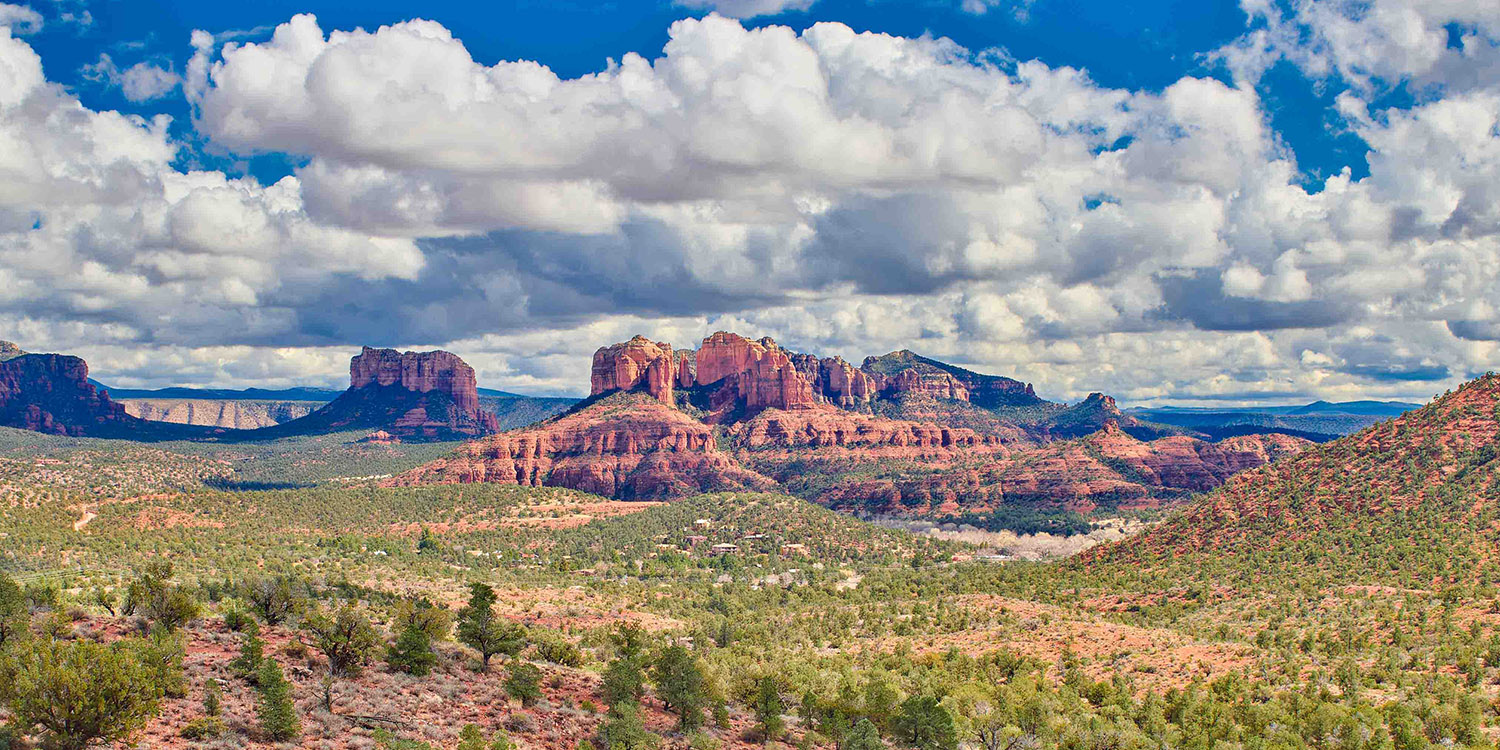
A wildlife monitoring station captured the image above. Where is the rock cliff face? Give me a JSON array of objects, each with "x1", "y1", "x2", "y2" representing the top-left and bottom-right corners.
[
  {"x1": 0, "y1": 341, "x2": 23, "y2": 362},
  {"x1": 404, "y1": 329, "x2": 1311, "y2": 514},
  {"x1": 0, "y1": 353, "x2": 136, "y2": 436},
  {"x1": 726, "y1": 408, "x2": 994, "y2": 451},
  {"x1": 271, "y1": 347, "x2": 500, "y2": 441},
  {"x1": 589, "y1": 333, "x2": 1048, "y2": 420},
  {"x1": 389, "y1": 392, "x2": 773, "y2": 499},
  {"x1": 349, "y1": 346, "x2": 483, "y2": 414},
  {"x1": 591, "y1": 336, "x2": 677, "y2": 404},
  {"x1": 121, "y1": 399, "x2": 320, "y2": 429}
]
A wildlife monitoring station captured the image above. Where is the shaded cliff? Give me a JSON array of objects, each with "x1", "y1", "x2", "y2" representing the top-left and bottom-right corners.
[
  {"x1": 0, "y1": 352, "x2": 140, "y2": 436},
  {"x1": 263, "y1": 347, "x2": 500, "y2": 441}
]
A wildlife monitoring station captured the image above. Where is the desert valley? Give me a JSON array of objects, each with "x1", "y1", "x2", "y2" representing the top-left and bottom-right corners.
[
  {"x1": 2, "y1": 334, "x2": 1496, "y2": 750},
  {"x1": 3, "y1": 1, "x2": 1500, "y2": 749}
]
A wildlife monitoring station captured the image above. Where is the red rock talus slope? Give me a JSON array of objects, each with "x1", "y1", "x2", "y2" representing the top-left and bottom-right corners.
[
  {"x1": 0, "y1": 351, "x2": 138, "y2": 436},
  {"x1": 269, "y1": 347, "x2": 500, "y2": 441},
  {"x1": 1091, "y1": 374, "x2": 1500, "y2": 563},
  {"x1": 388, "y1": 392, "x2": 773, "y2": 499}
]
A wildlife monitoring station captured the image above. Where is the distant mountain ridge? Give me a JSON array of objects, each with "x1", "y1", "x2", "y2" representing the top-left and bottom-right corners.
[{"x1": 1130, "y1": 399, "x2": 1420, "y2": 440}]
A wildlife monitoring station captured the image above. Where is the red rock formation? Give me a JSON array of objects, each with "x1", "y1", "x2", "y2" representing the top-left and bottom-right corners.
[
  {"x1": 389, "y1": 393, "x2": 773, "y2": 499},
  {"x1": 810, "y1": 420, "x2": 1311, "y2": 516},
  {"x1": 0, "y1": 353, "x2": 135, "y2": 436},
  {"x1": 590, "y1": 336, "x2": 676, "y2": 403},
  {"x1": 727, "y1": 407, "x2": 992, "y2": 451},
  {"x1": 872, "y1": 367, "x2": 970, "y2": 401},
  {"x1": 270, "y1": 347, "x2": 499, "y2": 441},
  {"x1": 350, "y1": 346, "x2": 483, "y2": 414},
  {"x1": 817, "y1": 357, "x2": 877, "y2": 408},
  {"x1": 694, "y1": 332, "x2": 778, "y2": 387},
  {"x1": 859, "y1": 350, "x2": 1042, "y2": 408}
]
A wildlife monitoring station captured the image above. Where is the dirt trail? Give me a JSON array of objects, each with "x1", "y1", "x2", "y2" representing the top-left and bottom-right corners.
[{"x1": 73, "y1": 510, "x2": 97, "y2": 531}]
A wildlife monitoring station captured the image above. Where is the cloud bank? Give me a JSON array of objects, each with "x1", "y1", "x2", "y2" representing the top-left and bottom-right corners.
[{"x1": 1, "y1": 4, "x2": 1497, "y2": 403}]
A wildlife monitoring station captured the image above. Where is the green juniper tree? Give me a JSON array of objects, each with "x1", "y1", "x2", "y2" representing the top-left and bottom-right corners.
[
  {"x1": 457, "y1": 583, "x2": 525, "y2": 670},
  {"x1": 256, "y1": 657, "x2": 301, "y2": 742},
  {"x1": 652, "y1": 644, "x2": 708, "y2": 730},
  {"x1": 387, "y1": 621, "x2": 438, "y2": 676},
  {"x1": 505, "y1": 661, "x2": 544, "y2": 707},
  {"x1": 1, "y1": 637, "x2": 167, "y2": 750}
]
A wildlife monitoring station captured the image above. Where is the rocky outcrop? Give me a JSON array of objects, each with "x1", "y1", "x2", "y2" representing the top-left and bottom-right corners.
[
  {"x1": 0, "y1": 353, "x2": 136, "y2": 436},
  {"x1": 268, "y1": 347, "x2": 499, "y2": 441},
  {"x1": 350, "y1": 346, "x2": 484, "y2": 415},
  {"x1": 121, "y1": 399, "x2": 320, "y2": 429},
  {"x1": 0, "y1": 341, "x2": 23, "y2": 362},
  {"x1": 816, "y1": 357, "x2": 878, "y2": 408},
  {"x1": 1044, "y1": 393, "x2": 1174, "y2": 440},
  {"x1": 727, "y1": 408, "x2": 993, "y2": 451},
  {"x1": 593, "y1": 332, "x2": 884, "y2": 416},
  {"x1": 591, "y1": 336, "x2": 677, "y2": 403},
  {"x1": 389, "y1": 392, "x2": 773, "y2": 499},
  {"x1": 859, "y1": 350, "x2": 1042, "y2": 408}
]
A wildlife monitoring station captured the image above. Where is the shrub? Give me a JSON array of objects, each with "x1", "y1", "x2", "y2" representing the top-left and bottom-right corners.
[
  {"x1": 222, "y1": 605, "x2": 255, "y2": 632},
  {"x1": 123, "y1": 562, "x2": 200, "y2": 632},
  {"x1": 533, "y1": 636, "x2": 583, "y2": 667},
  {"x1": 0, "y1": 574, "x2": 25, "y2": 648},
  {"x1": 180, "y1": 716, "x2": 225, "y2": 740},
  {"x1": 302, "y1": 604, "x2": 379, "y2": 678},
  {"x1": 204, "y1": 677, "x2": 223, "y2": 716},
  {"x1": 393, "y1": 597, "x2": 454, "y2": 641},
  {"x1": 596, "y1": 702, "x2": 660, "y2": 750},
  {"x1": 387, "y1": 622, "x2": 438, "y2": 676},
  {"x1": 242, "y1": 575, "x2": 303, "y2": 626},
  {"x1": 505, "y1": 662, "x2": 544, "y2": 707},
  {"x1": 459, "y1": 724, "x2": 515, "y2": 750},
  {"x1": 2, "y1": 636, "x2": 165, "y2": 750}
]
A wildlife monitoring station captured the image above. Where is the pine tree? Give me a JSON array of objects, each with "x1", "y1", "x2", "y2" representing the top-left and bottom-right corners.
[
  {"x1": 596, "y1": 701, "x2": 660, "y2": 750},
  {"x1": 256, "y1": 658, "x2": 301, "y2": 742},
  {"x1": 0, "y1": 573, "x2": 26, "y2": 648},
  {"x1": 845, "y1": 719, "x2": 883, "y2": 750},
  {"x1": 893, "y1": 696, "x2": 955, "y2": 750},
  {"x1": 457, "y1": 583, "x2": 525, "y2": 670},
  {"x1": 386, "y1": 622, "x2": 438, "y2": 676},
  {"x1": 230, "y1": 627, "x2": 265, "y2": 683},
  {"x1": 203, "y1": 678, "x2": 222, "y2": 717},
  {"x1": 603, "y1": 652, "x2": 647, "y2": 707},
  {"x1": 652, "y1": 645, "x2": 707, "y2": 730},
  {"x1": 752, "y1": 675, "x2": 785, "y2": 742}
]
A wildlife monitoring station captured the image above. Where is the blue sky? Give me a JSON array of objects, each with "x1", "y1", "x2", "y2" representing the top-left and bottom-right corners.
[
  {"x1": 2, "y1": 0, "x2": 1498, "y2": 403},
  {"x1": 32, "y1": 0, "x2": 1360, "y2": 187}
]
